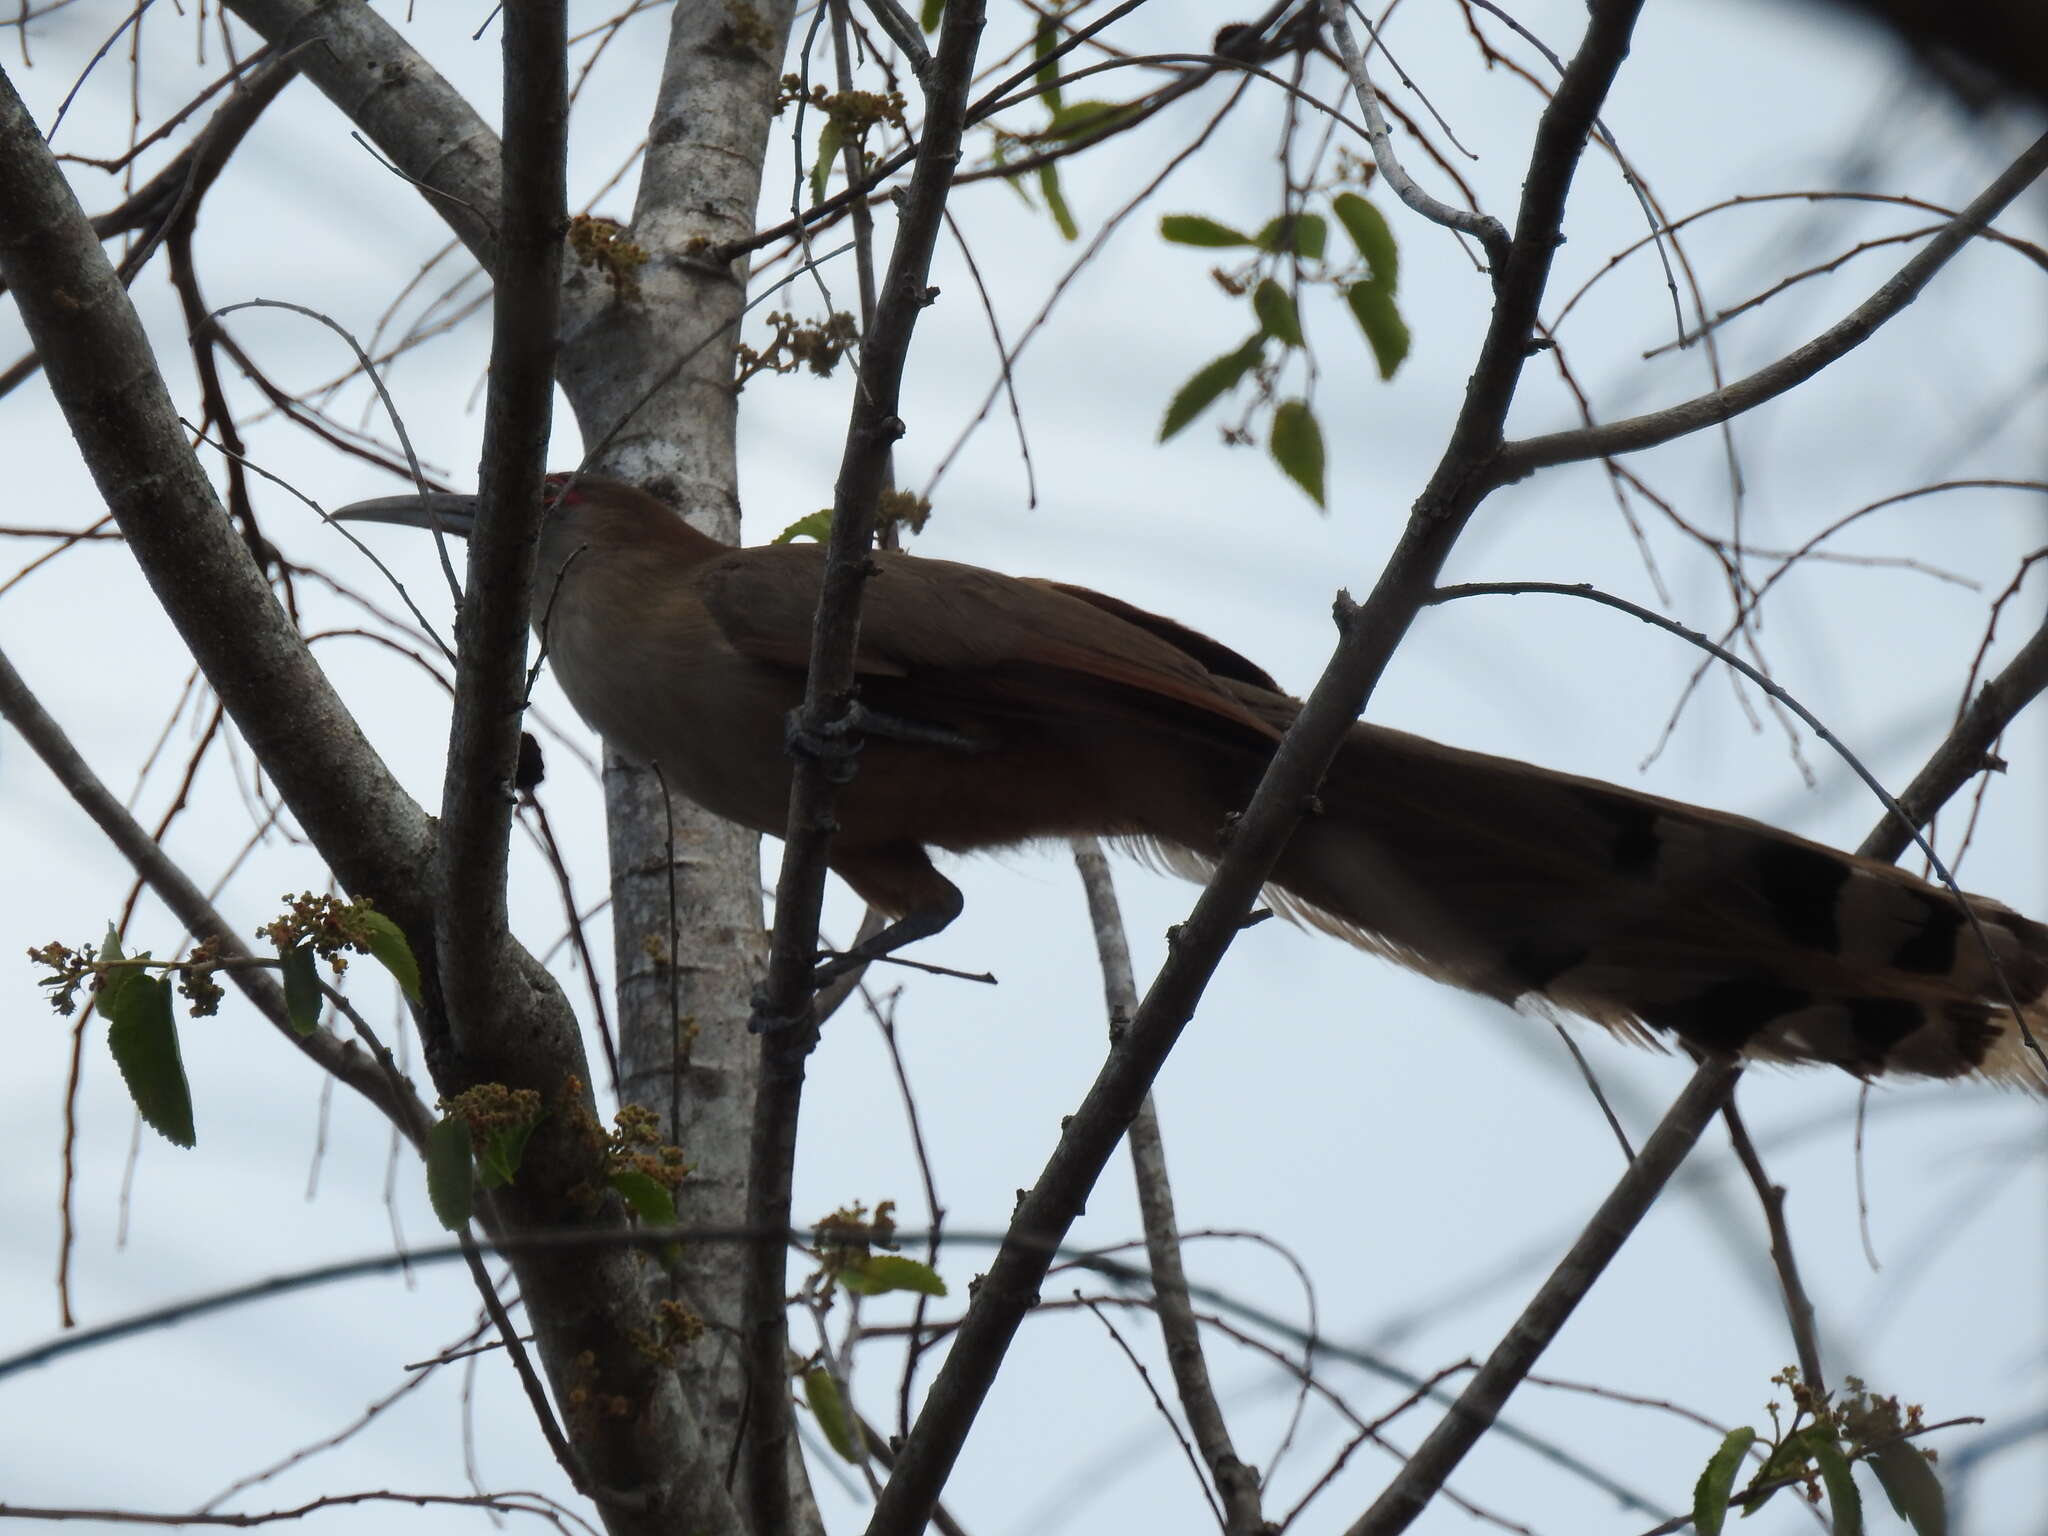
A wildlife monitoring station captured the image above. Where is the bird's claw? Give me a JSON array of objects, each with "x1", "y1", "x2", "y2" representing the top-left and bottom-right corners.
[{"x1": 784, "y1": 708, "x2": 863, "y2": 784}]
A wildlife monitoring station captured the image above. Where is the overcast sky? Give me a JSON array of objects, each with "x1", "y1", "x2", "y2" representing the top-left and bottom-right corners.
[{"x1": 1, "y1": 3, "x2": 2043, "y2": 1533}]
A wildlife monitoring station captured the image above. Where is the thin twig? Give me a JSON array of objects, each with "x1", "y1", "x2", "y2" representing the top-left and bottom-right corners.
[
  {"x1": 1721, "y1": 1099, "x2": 1825, "y2": 1397},
  {"x1": 743, "y1": 5, "x2": 989, "y2": 1530},
  {"x1": 1318, "y1": 0, "x2": 1507, "y2": 263},
  {"x1": 1497, "y1": 131, "x2": 2048, "y2": 478},
  {"x1": 1072, "y1": 840, "x2": 1264, "y2": 1533}
]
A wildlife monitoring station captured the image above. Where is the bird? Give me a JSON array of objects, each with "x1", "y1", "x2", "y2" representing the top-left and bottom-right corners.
[{"x1": 334, "y1": 473, "x2": 2048, "y2": 1090}]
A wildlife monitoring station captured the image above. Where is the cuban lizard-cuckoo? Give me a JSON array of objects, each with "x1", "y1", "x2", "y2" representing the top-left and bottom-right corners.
[{"x1": 335, "y1": 474, "x2": 2048, "y2": 1088}]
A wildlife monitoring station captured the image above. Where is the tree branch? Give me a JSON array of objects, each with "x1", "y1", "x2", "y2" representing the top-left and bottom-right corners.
[
  {"x1": 745, "y1": 3, "x2": 989, "y2": 1528},
  {"x1": 1721, "y1": 1100, "x2": 1826, "y2": 1396},
  {"x1": 1859, "y1": 606, "x2": 2048, "y2": 860},
  {"x1": 1496, "y1": 130, "x2": 2048, "y2": 481},
  {"x1": 434, "y1": 0, "x2": 564, "y2": 1087},
  {"x1": 0, "y1": 63, "x2": 438, "y2": 931},
  {"x1": 864, "y1": 9, "x2": 1653, "y2": 1531},
  {"x1": 1072, "y1": 841, "x2": 1265, "y2": 1535},
  {"x1": 0, "y1": 643, "x2": 433, "y2": 1149},
  {"x1": 223, "y1": 0, "x2": 504, "y2": 267},
  {"x1": 0, "y1": 56, "x2": 744, "y2": 1536}
]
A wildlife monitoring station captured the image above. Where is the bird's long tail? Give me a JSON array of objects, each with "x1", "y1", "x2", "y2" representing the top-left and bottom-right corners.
[{"x1": 1211, "y1": 719, "x2": 2048, "y2": 1088}]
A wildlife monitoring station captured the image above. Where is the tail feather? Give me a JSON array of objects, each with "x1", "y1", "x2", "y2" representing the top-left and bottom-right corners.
[{"x1": 1176, "y1": 713, "x2": 2048, "y2": 1090}]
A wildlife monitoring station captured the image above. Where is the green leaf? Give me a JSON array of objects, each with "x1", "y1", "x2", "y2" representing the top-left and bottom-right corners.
[
  {"x1": 1269, "y1": 399, "x2": 1326, "y2": 507},
  {"x1": 919, "y1": 0, "x2": 944, "y2": 32},
  {"x1": 803, "y1": 1367, "x2": 864, "y2": 1463},
  {"x1": 1345, "y1": 281, "x2": 1411, "y2": 380},
  {"x1": 97, "y1": 925, "x2": 133, "y2": 1012},
  {"x1": 105, "y1": 968, "x2": 195, "y2": 1148},
  {"x1": 1041, "y1": 99, "x2": 1129, "y2": 141},
  {"x1": 280, "y1": 943, "x2": 322, "y2": 1036},
  {"x1": 609, "y1": 1168, "x2": 679, "y2": 1227},
  {"x1": 840, "y1": 1254, "x2": 949, "y2": 1298},
  {"x1": 426, "y1": 1116, "x2": 474, "y2": 1230},
  {"x1": 1332, "y1": 191, "x2": 1399, "y2": 291},
  {"x1": 771, "y1": 510, "x2": 833, "y2": 545},
  {"x1": 1254, "y1": 212, "x2": 1327, "y2": 261},
  {"x1": 1159, "y1": 338, "x2": 1262, "y2": 441},
  {"x1": 1251, "y1": 278, "x2": 1303, "y2": 347},
  {"x1": 1745, "y1": 1424, "x2": 1829, "y2": 1518},
  {"x1": 1033, "y1": 14, "x2": 1062, "y2": 111},
  {"x1": 1870, "y1": 1441, "x2": 1946, "y2": 1536},
  {"x1": 476, "y1": 1117, "x2": 540, "y2": 1190},
  {"x1": 1693, "y1": 1427, "x2": 1755, "y2": 1536},
  {"x1": 1039, "y1": 162, "x2": 1078, "y2": 241},
  {"x1": 356, "y1": 909, "x2": 421, "y2": 1001},
  {"x1": 1810, "y1": 1434, "x2": 1861, "y2": 1536},
  {"x1": 1159, "y1": 213, "x2": 1251, "y2": 248},
  {"x1": 811, "y1": 117, "x2": 845, "y2": 207}
]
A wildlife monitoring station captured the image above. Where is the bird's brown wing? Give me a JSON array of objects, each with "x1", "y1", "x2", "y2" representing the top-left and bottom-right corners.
[
  {"x1": 693, "y1": 543, "x2": 1282, "y2": 738},
  {"x1": 1031, "y1": 581, "x2": 1284, "y2": 693}
]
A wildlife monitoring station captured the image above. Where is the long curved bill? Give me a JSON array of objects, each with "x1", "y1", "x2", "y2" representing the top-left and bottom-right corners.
[{"x1": 327, "y1": 490, "x2": 483, "y2": 537}]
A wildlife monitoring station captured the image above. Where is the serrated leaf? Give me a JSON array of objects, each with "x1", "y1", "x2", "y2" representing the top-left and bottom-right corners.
[
  {"x1": 427, "y1": 1116, "x2": 474, "y2": 1230},
  {"x1": 803, "y1": 1367, "x2": 864, "y2": 1463},
  {"x1": 1251, "y1": 278, "x2": 1303, "y2": 347},
  {"x1": 609, "y1": 1168, "x2": 679, "y2": 1226},
  {"x1": 840, "y1": 1254, "x2": 949, "y2": 1298},
  {"x1": 1693, "y1": 1427, "x2": 1755, "y2": 1536},
  {"x1": 1033, "y1": 15, "x2": 1062, "y2": 110},
  {"x1": 1041, "y1": 99, "x2": 1128, "y2": 141},
  {"x1": 1159, "y1": 338, "x2": 1262, "y2": 441},
  {"x1": 1159, "y1": 213, "x2": 1251, "y2": 248},
  {"x1": 1269, "y1": 398, "x2": 1325, "y2": 507},
  {"x1": 106, "y1": 970, "x2": 195, "y2": 1148},
  {"x1": 476, "y1": 1117, "x2": 539, "y2": 1190},
  {"x1": 1332, "y1": 191, "x2": 1399, "y2": 291},
  {"x1": 1345, "y1": 281, "x2": 1411, "y2": 380},
  {"x1": 771, "y1": 509, "x2": 833, "y2": 545},
  {"x1": 1039, "y1": 162, "x2": 1077, "y2": 241},
  {"x1": 1254, "y1": 212, "x2": 1327, "y2": 261},
  {"x1": 280, "y1": 943, "x2": 322, "y2": 1035},
  {"x1": 1810, "y1": 1434, "x2": 1861, "y2": 1536},
  {"x1": 356, "y1": 909, "x2": 421, "y2": 1001},
  {"x1": 1870, "y1": 1441, "x2": 1946, "y2": 1536},
  {"x1": 919, "y1": 0, "x2": 944, "y2": 32},
  {"x1": 811, "y1": 117, "x2": 845, "y2": 207}
]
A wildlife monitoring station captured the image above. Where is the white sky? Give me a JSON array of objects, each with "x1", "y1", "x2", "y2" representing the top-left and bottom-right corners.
[{"x1": 1, "y1": 3, "x2": 2043, "y2": 1534}]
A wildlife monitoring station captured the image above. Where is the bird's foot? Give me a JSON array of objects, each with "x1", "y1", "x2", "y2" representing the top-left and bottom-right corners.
[
  {"x1": 786, "y1": 703, "x2": 980, "y2": 779},
  {"x1": 785, "y1": 708, "x2": 864, "y2": 783}
]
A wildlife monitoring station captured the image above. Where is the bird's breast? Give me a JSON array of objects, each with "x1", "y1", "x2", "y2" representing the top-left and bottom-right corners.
[{"x1": 542, "y1": 596, "x2": 801, "y2": 836}]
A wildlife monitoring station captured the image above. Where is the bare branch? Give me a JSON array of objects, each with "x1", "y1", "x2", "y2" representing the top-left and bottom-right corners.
[
  {"x1": 1721, "y1": 1101, "x2": 1826, "y2": 1396},
  {"x1": 747, "y1": 3, "x2": 990, "y2": 1526},
  {"x1": 0, "y1": 67, "x2": 438, "y2": 929},
  {"x1": 1318, "y1": 0, "x2": 1508, "y2": 264},
  {"x1": 1859, "y1": 606, "x2": 2048, "y2": 861},
  {"x1": 1072, "y1": 840, "x2": 1265, "y2": 1534},
  {"x1": 1497, "y1": 131, "x2": 2048, "y2": 480},
  {"x1": 224, "y1": 0, "x2": 504, "y2": 266},
  {"x1": 0, "y1": 644, "x2": 433, "y2": 1149},
  {"x1": 433, "y1": 0, "x2": 564, "y2": 1096}
]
